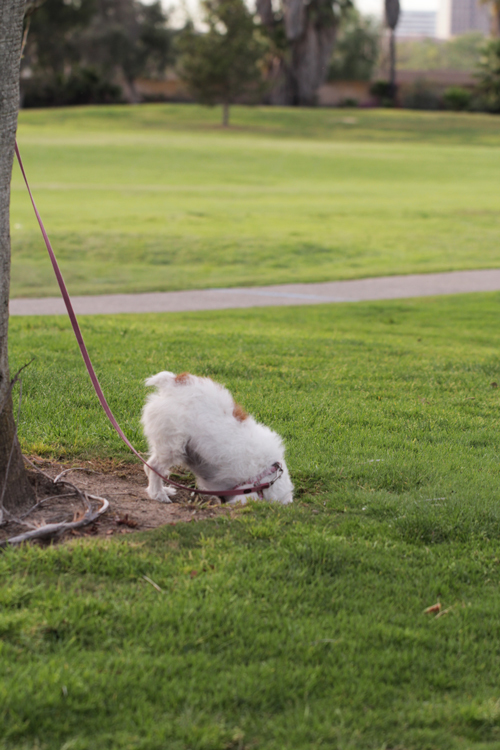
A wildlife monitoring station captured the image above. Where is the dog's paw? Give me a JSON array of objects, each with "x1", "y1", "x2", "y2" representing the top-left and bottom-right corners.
[
  {"x1": 148, "y1": 486, "x2": 175, "y2": 504},
  {"x1": 157, "y1": 488, "x2": 174, "y2": 503}
]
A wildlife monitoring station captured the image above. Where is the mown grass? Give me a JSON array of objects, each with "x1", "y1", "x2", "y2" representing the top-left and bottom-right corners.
[
  {"x1": 16, "y1": 102, "x2": 500, "y2": 144},
  {"x1": 11, "y1": 104, "x2": 500, "y2": 298},
  {"x1": 4, "y1": 295, "x2": 500, "y2": 748},
  {"x1": 4, "y1": 511, "x2": 500, "y2": 750}
]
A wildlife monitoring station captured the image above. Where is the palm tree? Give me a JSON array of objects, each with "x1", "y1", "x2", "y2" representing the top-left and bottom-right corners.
[
  {"x1": 481, "y1": 0, "x2": 500, "y2": 36},
  {"x1": 385, "y1": 0, "x2": 400, "y2": 101}
]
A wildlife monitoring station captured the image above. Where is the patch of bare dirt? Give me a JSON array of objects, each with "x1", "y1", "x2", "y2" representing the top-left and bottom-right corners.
[{"x1": 0, "y1": 457, "x2": 228, "y2": 545}]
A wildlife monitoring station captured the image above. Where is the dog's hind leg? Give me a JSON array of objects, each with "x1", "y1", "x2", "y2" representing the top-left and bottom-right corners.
[{"x1": 144, "y1": 454, "x2": 177, "y2": 503}]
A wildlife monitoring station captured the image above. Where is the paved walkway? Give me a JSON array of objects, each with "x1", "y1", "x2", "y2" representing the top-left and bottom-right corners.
[{"x1": 9, "y1": 269, "x2": 500, "y2": 316}]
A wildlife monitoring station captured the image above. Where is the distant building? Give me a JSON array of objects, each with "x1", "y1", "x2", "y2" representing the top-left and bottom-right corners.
[
  {"x1": 437, "y1": 0, "x2": 490, "y2": 38},
  {"x1": 396, "y1": 11, "x2": 437, "y2": 37}
]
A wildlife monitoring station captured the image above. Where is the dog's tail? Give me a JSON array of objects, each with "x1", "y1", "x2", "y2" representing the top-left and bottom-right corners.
[{"x1": 144, "y1": 371, "x2": 176, "y2": 389}]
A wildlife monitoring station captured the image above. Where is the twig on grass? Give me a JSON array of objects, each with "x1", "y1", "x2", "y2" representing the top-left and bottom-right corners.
[{"x1": 142, "y1": 575, "x2": 163, "y2": 593}]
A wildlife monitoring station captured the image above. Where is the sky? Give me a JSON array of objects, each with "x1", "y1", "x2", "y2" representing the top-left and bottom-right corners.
[
  {"x1": 357, "y1": 0, "x2": 439, "y2": 16},
  {"x1": 173, "y1": 0, "x2": 441, "y2": 28}
]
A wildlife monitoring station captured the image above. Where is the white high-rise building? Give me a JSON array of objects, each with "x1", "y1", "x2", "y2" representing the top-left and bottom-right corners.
[
  {"x1": 396, "y1": 11, "x2": 437, "y2": 37},
  {"x1": 437, "y1": 0, "x2": 490, "y2": 38}
]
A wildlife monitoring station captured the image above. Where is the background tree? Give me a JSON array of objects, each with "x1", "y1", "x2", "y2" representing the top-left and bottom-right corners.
[
  {"x1": 80, "y1": 0, "x2": 173, "y2": 101},
  {"x1": 256, "y1": 0, "x2": 351, "y2": 106},
  {"x1": 21, "y1": 0, "x2": 173, "y2": 105},
  {"x1": 23, "y1": 0, "x2": 95, "y2": 79},
  {"x1": 396, "y1": 32, "x2": 484, "y2": 73},
  {"x1": 479, "y1": 0, "x2": 499, "y2": 36},
  {"x1": 475, "y1": 38, "x2": 500, "y2": 110},
  {"x1": 0, "y1": 0, "x2": 35, "y2": 515},
  {"x1": 177, "y1": 0, "x2": 266, "y2": 126},
  {"x1": 327, "y1": 8, "x2": 380, "y2": 81}
]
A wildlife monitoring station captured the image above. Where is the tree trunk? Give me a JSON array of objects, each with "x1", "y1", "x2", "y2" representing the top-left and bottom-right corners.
[
  {"x1": 385, "y1": 0, "x2": 399, "y2": 103},
  {"x1": 492, "y1": 2, "x2": 500, "y2": 37},
  {"x1": 389, "y1": 28, "x2": 396, "y2": 102},
  {"x1": 222, "y1": 101, "x2": 230, "y2": 127},
  {"x1": 0, "y1": 0, "x2": 35, "y2": 515},
  {"x1": 257, "y1": 0, "x2": 337, "y2": 106},
  {"x1": 290, "y1": 19, "x2": 336, "y2": 106}
]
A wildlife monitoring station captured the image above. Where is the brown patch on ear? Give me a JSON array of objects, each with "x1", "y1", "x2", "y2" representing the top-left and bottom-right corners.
[
  {"x1": 175, "y1": 372, "x2": 191, "y2": 385},
  {"x1": 233, "y1": 402, "x2": 248, "y2": 422}
]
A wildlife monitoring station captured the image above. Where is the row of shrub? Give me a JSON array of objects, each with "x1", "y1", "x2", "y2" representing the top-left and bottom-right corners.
[
  {"x1": 22, "y1": 68, "x2": 123, "y2": 108},
  {"x1": 363, "y1": 39, "x2": 500, "y2": 113},
  {"x1": 21, "y1": 71, "x2": 499, "y2": 114},
  {"x1": 368, "y1": 79, "x2": 500, "y2": 113}
]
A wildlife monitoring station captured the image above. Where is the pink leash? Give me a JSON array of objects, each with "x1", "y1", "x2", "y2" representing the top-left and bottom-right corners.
[{"x1": 14, "y1": 143, "x2": 282, "y2": 499}]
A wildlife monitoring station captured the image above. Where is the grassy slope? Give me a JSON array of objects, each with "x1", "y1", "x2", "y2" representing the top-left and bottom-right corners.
[
  {"x1": 11, "y1": 104, "x2": 500, "y2": 298},
  {"x1": 4, "y1": 295, "x2": 500, "y2": 749}
]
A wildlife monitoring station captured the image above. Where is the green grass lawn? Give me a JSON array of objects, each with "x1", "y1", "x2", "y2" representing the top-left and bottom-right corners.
[
  {"x1": 4, "y1": 294, "x2": 500, "y2": 749},
  {"x1": 11, "y1": 104, "x2": 500, "y2": 298}
]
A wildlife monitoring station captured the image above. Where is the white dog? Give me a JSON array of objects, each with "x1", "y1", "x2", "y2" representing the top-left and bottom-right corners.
[{"x1": 141, "y1": 371, "x2": 293, "y2": 505}]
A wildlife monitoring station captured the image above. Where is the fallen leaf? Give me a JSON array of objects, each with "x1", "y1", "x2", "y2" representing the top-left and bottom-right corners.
[
  {"x1": 116, "y1": 514, "x2": 139, "y2": 528},
  {"x1": 492, "y1": 382, "x2": 498, "y2": 389}
]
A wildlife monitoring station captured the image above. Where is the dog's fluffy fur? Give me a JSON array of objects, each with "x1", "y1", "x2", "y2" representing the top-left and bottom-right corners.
[{"x1": 141, "y1": 371, "x2": 293, "y2": 505}]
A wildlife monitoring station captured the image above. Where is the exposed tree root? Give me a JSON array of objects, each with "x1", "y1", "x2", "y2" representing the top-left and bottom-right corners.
[{"x1": 0, "y1": 456, "x2": 109, "y2": 548}]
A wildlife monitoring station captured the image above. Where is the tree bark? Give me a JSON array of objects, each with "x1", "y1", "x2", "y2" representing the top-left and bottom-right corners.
[
  {"x1": 0, "y1": 0, "x2": 35, "y2": 514},
  {"x1": 291, "y1": 18, "x2": 337, "y2": 106},
  {"x1": 493, "y1": 2, "x2": 500, "y2": 36},
  {"x1": 257, "y1": 0, "x2": 337, "y2": 106},
  {"x1": 389, "y1": 28, "x2": 396, "y2": 100},
  {"x1": 385, "y1": 0, "x2": 399, "y2": 103}
]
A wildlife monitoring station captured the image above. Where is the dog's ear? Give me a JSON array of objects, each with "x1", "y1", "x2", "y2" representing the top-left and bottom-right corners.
[{"x1": 145, "y1": 371, "x2": 176, "y2": 388}]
